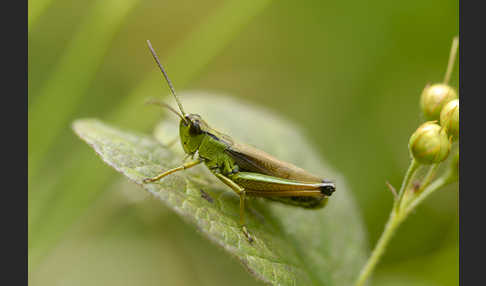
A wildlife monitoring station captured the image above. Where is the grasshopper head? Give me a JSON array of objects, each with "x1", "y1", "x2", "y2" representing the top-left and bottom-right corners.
[
  {"x1": 145, "y1": 41, "x2": 210, "y2": 155},
  {"x1": 179, "y1": 114, "x2": 208, "y2": 155}
]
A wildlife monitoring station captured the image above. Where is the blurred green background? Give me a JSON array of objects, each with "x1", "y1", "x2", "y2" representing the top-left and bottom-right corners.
[{"x1": 28, "y1": 0, "x2": 458, "y2": 285}]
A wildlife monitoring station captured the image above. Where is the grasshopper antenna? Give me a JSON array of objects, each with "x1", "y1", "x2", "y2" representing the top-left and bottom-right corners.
[
  {"x1": 145, "y1": 98, "x2": 186, "y2": 122},
  {"x1": 146, "y1": 40, "x2": 187, "y2": 121}
]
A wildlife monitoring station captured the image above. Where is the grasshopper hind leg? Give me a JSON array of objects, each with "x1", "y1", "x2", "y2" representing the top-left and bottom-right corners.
[
  {"x1": 213, "y1": 172, "x2": 254, "y2": 243},
  {"x1": 239, "y1": 190, "x2": 253, "y2": 243}
]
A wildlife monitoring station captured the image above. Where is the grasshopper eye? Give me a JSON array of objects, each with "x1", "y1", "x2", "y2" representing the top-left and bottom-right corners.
[{"x1": 189, "y1": 120, "x2": 202, "y2": 135}]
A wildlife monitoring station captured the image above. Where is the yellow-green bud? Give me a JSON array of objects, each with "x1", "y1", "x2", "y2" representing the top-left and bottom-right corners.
[
  {"x1": 409, "y1": 122, "x2": 451, "y2": 164},
  {"x1": 420, "y1": 84, "x2": 458, "y2": 120},
  {"x1": 440, "y1": 99, "x2": 459, "y2": 140}
]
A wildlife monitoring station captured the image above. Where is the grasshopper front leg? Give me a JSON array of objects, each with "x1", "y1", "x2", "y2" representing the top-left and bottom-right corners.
[
  {"x1": 143, "y1": 159, "x2": 202, "y2": 183},
  {"x1": 213, "y1": 173, "x2": 253, "y2": 243}
]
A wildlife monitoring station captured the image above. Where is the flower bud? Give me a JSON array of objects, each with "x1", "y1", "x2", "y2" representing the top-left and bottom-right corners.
[
  {"x1": 409, "y1": 122, "x2": 451, "y2": 164},
  {"x1": 420, "y1": 84, "x2": 458, "y2": 120},
  {"x1": 440, "y1": 99, "x2": 459, "y2": 140}
]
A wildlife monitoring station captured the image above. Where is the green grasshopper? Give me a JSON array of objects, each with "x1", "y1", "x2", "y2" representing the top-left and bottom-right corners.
[{"x1": 143, "y1": 40, "x2": 335, "y2": 242}]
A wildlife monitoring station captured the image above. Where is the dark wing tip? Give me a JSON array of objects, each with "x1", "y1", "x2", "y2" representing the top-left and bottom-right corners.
[{"x1": 320, "y1": 180, "x2": 336, "y2": 196}]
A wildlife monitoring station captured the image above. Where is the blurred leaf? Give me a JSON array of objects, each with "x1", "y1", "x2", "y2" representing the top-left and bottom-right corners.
[
  {"x1": 28, "y1": 0, "x2": 140, "y2": 185},
  {"x1": 28, "y1": 0, "x2": 56, "y2": 29},
  {"x1": 28, "y1": 0, "x2": 274, "y2": 271},
  {"x1": 73, "y1": 94, "x2": 367, "y2": 285}
]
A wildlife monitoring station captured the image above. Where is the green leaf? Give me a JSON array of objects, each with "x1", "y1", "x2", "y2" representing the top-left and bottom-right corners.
[{"x1": 72, "y1": 93, "x2": 368, "y2": 286}]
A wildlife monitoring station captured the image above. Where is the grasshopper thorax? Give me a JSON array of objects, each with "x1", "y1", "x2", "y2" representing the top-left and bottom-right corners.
[{"x1": 179, "y1": 114, "x2": 208, "y2": 155}]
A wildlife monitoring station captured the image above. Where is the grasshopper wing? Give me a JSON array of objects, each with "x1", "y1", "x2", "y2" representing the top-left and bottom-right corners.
[{"x1": 225, "y1": 141, "x2": 323, "y2": 183}]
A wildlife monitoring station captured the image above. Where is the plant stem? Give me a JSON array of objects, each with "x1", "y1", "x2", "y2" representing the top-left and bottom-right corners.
[
  {"x1": 395, "y1": 159, "x2": 420, "y2": 211},
  {"x1": 444, "y1": 36, "x2": 459, "y2": 84},
  {"x1": 405, "y1": 170, "x2": 454, "y2": 214},
  {"x1": 355, "y1": 159, "x2": 420, "y2": 286},
  {"x1": 419, "y1": 163, "x2": 440, "y2": 192},
  {"x1": 354, "y1": 157, "x2": 457, "y2": 286},
  {"x1": 355, "y1": 211, "x2": 403, "y2": 286},
  {"x1": 402, "y1": 163, "x2": 439, "y2": 209}
]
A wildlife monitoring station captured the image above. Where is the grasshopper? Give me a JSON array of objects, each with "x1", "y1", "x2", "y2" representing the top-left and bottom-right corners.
[{"x1": 143, "y1": 40, "x2": 335, "y2": 242}]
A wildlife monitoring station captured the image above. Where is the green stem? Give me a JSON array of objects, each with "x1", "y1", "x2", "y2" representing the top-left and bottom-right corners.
[
  {"x1": 404, "y1": 171, "x2": 455, "y2": 215},
  {"x1": 443, "y1": 36, "x2": 459, "y2": 84},
  {"x1": 401, "y1": 163, "x2": 439, "y2": 209},
  {"x1": 420, "y1": 163, "x2": 440, "y2": 193},
  {"x1": 395, "y1": 159, "x2": 420, "y2": 211},
  {"x1": 355, "y1": 211, "x2": 403, "y2": 286},
  {"x1": 355, "y1": 158, "x2": 457, "y2": 286},
  {"x1": 355, "y1": 159, "x2": 420, "y2": 286}
]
